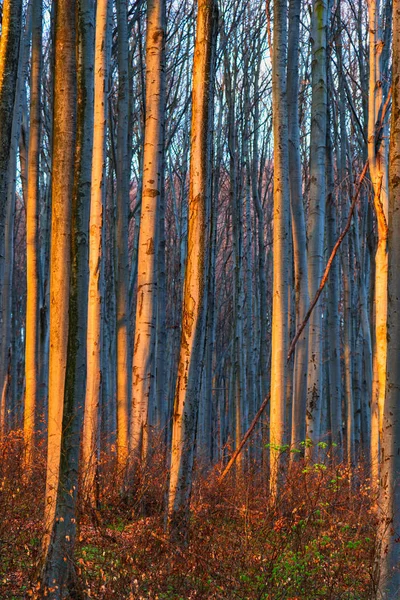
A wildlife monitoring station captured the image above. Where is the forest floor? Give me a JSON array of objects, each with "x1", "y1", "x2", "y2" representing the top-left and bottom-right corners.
[{"x1": 0, "y1": 432, "x2": 378, "y2": 599}]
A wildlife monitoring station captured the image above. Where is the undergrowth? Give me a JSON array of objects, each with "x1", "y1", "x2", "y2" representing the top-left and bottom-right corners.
[{"x1": 0, "y1": 431, "x2": 378, "y2": 599}]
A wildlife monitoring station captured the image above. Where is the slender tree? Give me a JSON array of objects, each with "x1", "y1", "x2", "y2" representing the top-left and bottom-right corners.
[
  {"x1": 115, "y1": 0, "x2": 130, "y2": 476},
  {"x1": 287, "y1": 0, "x2": 309, "y2": 451},
  {"x1": 306, "y1": 0, "x2": 328, "y2": 452},
  {"x1": 131, "y1": 0, "x2": 166, "y2": 474},
  {"x1": 0, "y1": 0, "x2": 23, "y2": 438},
  {"x1": 167, "y1": 0, "x2": 217, "y2": 538},
  {"x1": 42, "y1": 0, "x2": 78, "y2": 581},
  {"x1": 42, "y1": 0, "x2": 94, "y2": 594},
  {"x1": 368, "y1": 0, "x2": 389, "y2": 486},
  {"x1": 378, "y1": 1, "x2": 400, "y2": 593},
  {"x1": 269, "y1": 0, "x2": 290, "y2": 496},
  {"x1": 82, "y1": 0, "x2": 110, "y2": 507},
  {"x1": 326, "y1": 85, "x2": 343, "y2": 457},
  {"x1": 24, "y1": 0, "x2": 42, "y2": 472}
]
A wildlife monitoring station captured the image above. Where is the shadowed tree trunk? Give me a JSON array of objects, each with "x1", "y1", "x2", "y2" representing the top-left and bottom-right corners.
[
  {"x1": 0, "y1": 0, "x2": 23, "y2": 439},
  {"x1": 326, "y1": 88, "x2": 343, "y2": 458},
  {"x1": 306, "y1": 0, "x2": 328, "y2": 454},
  {"x1": 42, "y1": 0, "x2": 78, "y2": 586},
  {"x1": 115, "y1": 0, "x2": 130, "y2": 477},
  {"x1": 287, "y1": 0, "x2": 309, "y2": 452}
]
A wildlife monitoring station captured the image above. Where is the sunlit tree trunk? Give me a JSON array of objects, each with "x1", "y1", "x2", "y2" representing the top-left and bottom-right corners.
[
  {"x1": 269, "y1": 0, "x2": 290, "y2": 496},
  {"x1": 167, "y1": 0, "x2": 217, "y2": 538},
  {"x1": 42, "y1": 1, "x2": 93, "y2": 594},
  {"x1": 377, "y1": 2, "x2": 400, "y2": 592},
  {"x1": 131, "y1": 0, "x2": 166, "y2": 474},
  {"x1": 23, "y1": 0, "x2": 42, "y2": 472},
  {"x1": 42, "y1": 0, "x2": 78, "y2": 580},
  {"x1": 82, "y1": 0, "x2": 110, "y2": 507},
  {"x1": 306, "y1": 0, "x2": 328, "y2": 453},
  {"x1": 368, "y1": 0, "x2": 389, "y2": 487}
]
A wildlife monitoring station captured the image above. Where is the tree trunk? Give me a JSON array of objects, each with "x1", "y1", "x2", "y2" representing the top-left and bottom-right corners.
[
  {"x1": 24, "y1": 0, "x2": 42, "y2": 472},
  {"x1": 0, "y1": 0, "x2": 23, "y2": 439},
  {"x1": 131, "y1": 0, "x2": 166, "y2": 475},
  {"x1": 167, "y1": 0, "x2": 217, "y2": 539},
  {"x1": 378, "y1": 1, "x2": 400, "y2": 592},
  {"x1": 306, "y1": 0, "x2": 328, "y2": 454},
  {"x1": 269, "y1": 0, "x2": 290, "y2": 496},
  {"x1": 42, "y1": 0, "x2": 78, "y2": 584},
  {"x1": 288, "y1": 0, "x2": 309, "y2": 452},
  {"x1": 326, "y1": 93, "x2": 343, "y2": 458},
  {"x1": 368, "y1": 0, "x2": 389, "y2": 488},
  {"x1": 82, "y1": 0, "x2": 110, "y2": 507},
  {"x1": 42, "y1": 0, "x2": 93, "y2": 595},
  {"x1": 115, "y1": 0, "x2": 130, "y2": 476}
]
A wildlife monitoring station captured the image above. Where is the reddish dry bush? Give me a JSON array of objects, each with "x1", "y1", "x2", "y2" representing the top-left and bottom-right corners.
[{"x1": 0, "y1": 437, "x2": 377, "y2": 599}]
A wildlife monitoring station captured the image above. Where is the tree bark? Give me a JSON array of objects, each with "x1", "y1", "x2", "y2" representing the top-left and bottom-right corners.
[
  {"x1": 378, "y1": 1, "x2": 400, "y2": 593},
  {"x1": 82, "y1": 0, "x2": 110, "y2": 507},
  {"x1": 306, "y1": 0, "x2": 328, "y2": 454},
  {"x1": 0, "y1": 0, "x2": 23, "y2": 439},
  {"x1": 368, "y1": 0, "x2": 389, "y2": 488},
  {"x1": 24, "y1": 0, "x2": 42, "y2": 472},
  {"x1": 269, "y1": 0, "x2": 290, "y2": 496},
  {"x1": 287, "y1": 0, "x2": 309, "y2": 452},
  {"x1": 167, "y1": 0, "x2": 217, "y2": 538},
  {"x1": 42, "y1": 0, "x2": 93, "y2": 594},
  {"x1": 42, "y1": 0, "x2": 78, "y2": 584},
  {"x1": 115, "y1": 0, "x2": 130, "y2": 476},
  {"x1": 131, "y1": 0, "x2": 166, "y2": 475}
]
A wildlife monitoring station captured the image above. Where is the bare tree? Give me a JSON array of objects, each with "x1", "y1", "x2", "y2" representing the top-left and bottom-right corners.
[
  {"x1": 269, "y1": 0, "x2": 290, "y2": 495},
  {"x1": 167, "y1": 0, "x2": 217, "y2": 538}
]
